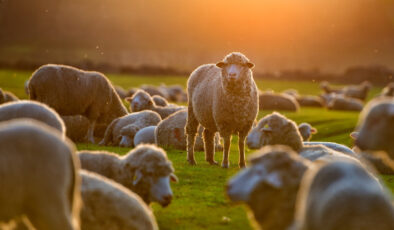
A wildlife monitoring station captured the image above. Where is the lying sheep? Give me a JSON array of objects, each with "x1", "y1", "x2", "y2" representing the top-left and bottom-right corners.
[
  {"x1": 0, "y1": 88, "x2": 19, "y2": 104},
  {"x1": 0, "y1": 119, "x2": 81, "y2": 230},
  {"x1": 186, "y1": 52, "x2": 258, "y2": 168},
  {"x1": 0, "y1": 100, "x2": 65, "y2": 136},
  {"x1": 227, "y1": 145, "x2": 312, "y2": 230},
  {"x1": 259, "y1": 91, "x2": 299, "y2": 111},
  {"x1": 326, "y1": 94, "x2": 364, "y2": 111},
  {"x1": 296, "y1": 96, "x2": 324, "y2": 107},
  {"x1": 320, "y1": 81, "x2": 343, "y2": 94},
  {"x1": 126, "y1": 90, "x2": 184, "y2": 119},
  {"x1": 78, "y1": 144, "x2": 178, "y2": 206},
  {"x1": 152, "y1": 95, "x2": 169, "y2": 107},
  {"x1": 28, "y1": 64, "x2": 128, "y2": 143},
  {"x1": 99, "y1": 110, "x2": 161, "y2": 147},
  {"x1": 134, "y1": 126, "x2": 157, "y2": 146},
  {"x1": 80, "y1": 170, "x2": 158, "y2": 230},
  {"x1": 294, "y1": 160, "x2": 394, "y2": 230},
  {"x1": 353, "y1": 97, "x2": 394, "y2": 158},
  {"x1": 61, "y1": 115, "x2": 107, "y2": 142},
  {"x1": 155, "y1": 110, "x2": 222, "y2": 151}
]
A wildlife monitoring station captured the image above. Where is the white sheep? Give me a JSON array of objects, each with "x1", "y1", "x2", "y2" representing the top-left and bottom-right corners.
[
  {"x1": 78, "y1": 144, "x2": 178, "y2": 207},
  {"x1": 126, "y1": 89, "x2": 184, "y2": 119},
  {"x1": 294, "y1": 160, "x2": 394, "y2": 230},
  {"x1": 326, "y1": 94, "x2": 364, "y2": 111},
  {"x1": 0, "y1": 119, "x2": 81, "y2": 230},
  {"x1": 80, "y1": 170, "x2": 158, "y2": 230},
  {"x1": 0, "y1": 100, "x2": 65, "y2": 137},
  {"x1": 259, "y1": 91, "x2": 299, "y2": 111},
  {"x1": 99, "y1": 110, "x2": 161, "y2": 147},
  {"x1": 134, "y1": 126, "x2": 157, "y2": 146},
  {"x1": 28, "y1": 64, "x2": 128, "y2": 143},
  {"x1": 155, "y1": 110, "x2": 222, "y2": 151},
  {"x1": 186, "y1": 52, "x2": 258, "y2": 168}
]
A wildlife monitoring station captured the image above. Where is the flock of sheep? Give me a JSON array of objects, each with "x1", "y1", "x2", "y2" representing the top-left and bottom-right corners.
[{"x1": 0, "y1": 52, "x2": 393, "y2": 229}]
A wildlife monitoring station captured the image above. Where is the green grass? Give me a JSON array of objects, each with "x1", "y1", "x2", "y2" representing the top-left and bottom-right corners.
[{"x1": 0, "y1": 69, "x2": 393, "y2": 230}]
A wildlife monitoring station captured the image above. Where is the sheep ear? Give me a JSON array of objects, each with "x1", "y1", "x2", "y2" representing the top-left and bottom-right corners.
[
  {"x1": 216, "y1": 62, "x2": 226, "y2": 68},
  {"x1": 264, "y1": 172, "x2": 282, "y2": 188},
  {"x1": 246, "y1": 62, "x2": 254, "y2": 69},
  {"x1": 133, "y1": 169, "x2": 143, "y2": 186},
  {"x1": 311, "y1": 127, "x2": 317, "y2": 134},
  {"x1": 170, "y1": 173, "x2": 178, "y2": 183},
  {"x1": 350, "y1": 132, "x2": 359, "y2": 140}
]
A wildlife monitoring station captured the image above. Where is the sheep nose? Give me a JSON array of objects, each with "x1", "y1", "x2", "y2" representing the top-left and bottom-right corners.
[{"x1": 229, "y1": 73, "x2": 237, "y2": 79}]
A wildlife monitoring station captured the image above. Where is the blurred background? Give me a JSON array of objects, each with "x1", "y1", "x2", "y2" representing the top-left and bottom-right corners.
[{"x1": 1, "y1": 0, "x2": 394, "y2": 84}]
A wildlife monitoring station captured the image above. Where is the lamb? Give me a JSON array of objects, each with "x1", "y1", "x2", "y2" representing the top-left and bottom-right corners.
[
  {"x1": 298, "y1": 123, "x2": 317, "y2": 141},
  {"x1": 78, "y1": 144, "x2": 178, "y2": 206},
  {"x1": 294, "y1": 160, "x2": 394, "y2": 230},
  {"x1": 152, "y1": 95, "x2": 169, "y2": 107},
  {"x1": 28, "y1": 64, "x2": 128, "y2": 143},
  {"x1": 326, "y1": 94, "x2": 364, "y2": 111},
  {"x1": 61, "y1": 115, "x2": 107, "y2": 142},
  {"x1": 99, "y1": 110, "x2": 161, "y2": 147},
  {"x1": 186, "y1": 52, "x2": 258, "y2": 168},
  {"x1": 126, "y1": 89, "x2": 184, "y2": 119},
  {"x1": 155, "y1": 110, "x2": 222, "y2": 151},
  {"x1": 352, "y1": 97, "x2": 394, "y2": 158},
  {"x1": 259, "y1": 91, "x2": 299, "y2": 111},
  {"x1": 0, "y1": 100, "x2": 65, "y2": 136},
  {"x1": 134, "y1": 126, "x2": 157, "y2": 146},
  {"x1": 80, "y1": 170, "x2": 158, "y2": 230},
  {"x1": 226, "y1": 145, "x2": 313, "y2": 230},
  {"x1": 0, "y1": 88, "x2": 19, "y2": 104},
  {"x1": 0, "y1": 119, "x2": 81, "y2": 230}
]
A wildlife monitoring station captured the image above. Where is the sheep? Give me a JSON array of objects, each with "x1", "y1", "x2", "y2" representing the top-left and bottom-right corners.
[
  {"x1": 326, "y1": 94, "x2": 363, "y2": 111},
  {"x1": 126, "y1": 89, "x2": 184, "y2": 119},
  {"x1": 294, "y1": 160, "x2": 394, "y2": 230},
  {"x1": 61, "y1": 115, "x2": 107, "y2": 142},
  {"x1": 155, "y1": 110, "x2": 222, "y2": 151},
  {"x1": 352, "y1": 97, "x2": 394, "y2": 158},
  {"x1": 186, "y1": 52, "x2": 258, "y2": 168},
  {"x1": 78, "y1": 144, "x2": 178, "y2": 206},
  {"x1": 140, "y1": 85, "x2": 169, "y2": 99},
  {"x1": 342, "y1": 81, "x2": 372, "y2": 101},
  {"x1": 80, "y1": 170, "x2": 158, "y2": 230},
  {"x1": 159, "y1": 84, "x2": 186, "y2": 102},
  {"x1": 0, "y1": 119, "x2": 81, "y2": 230},
  {"x1": 297, "y1": 123, "x2": 317, "y2": 141},
  {"x1": 320, "y1": 81, "x2": 343, "y2": 94},
  {"x1": 152, "y1": 95, "x2": 169, "y2": 107},
  {"x1": 134, "y1": 126, "x2": 157, "y2": 146},
  {"x1": 0, "y1": 88, "x2": 19, "y2": 104},
  {"x1": 99, "y1": 110, "x2": 161, "y2": 147},
  {"x1": 0, "y1": 100, "x2": 65, "y2": 136},
  {"x1": 259, "y1": 91, "x2": 299, "y2": 111},
  {"x1": 226, "y1": 145, "x2": 313, "y2": 230},
  {"x1": 28, "y1": 64, "x2": 128, "y2": 143}
]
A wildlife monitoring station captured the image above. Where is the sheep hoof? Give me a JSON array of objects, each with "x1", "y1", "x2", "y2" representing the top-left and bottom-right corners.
[
  {"x1": 188, "y1": 159, "x2": 197, "y2": 165},
  {"x1": 208, "y1": 160, "x2": 218, "y2": 165},
  {"x1": 221, "y1": 162, "x2": 229, "y2": 168}
]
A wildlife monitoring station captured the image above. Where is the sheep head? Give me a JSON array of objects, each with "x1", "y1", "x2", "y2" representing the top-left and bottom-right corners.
[
  {"x1": 127, "y1": 90, "x2": 154, "y2": 112},
  {"x1": 216, "y1": 52, "x2": 254, "y2": 92},
  {"x1": 121, "y1": 144, "x2": 178, "y2": 207},
  {"x1": 119, "y1": 124, "x2": 139, "y2": 147}
]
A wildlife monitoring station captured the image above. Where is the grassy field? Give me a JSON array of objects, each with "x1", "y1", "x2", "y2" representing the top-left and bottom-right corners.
[{"x1": 0, "y1": 69, "x2": 392, "y2": 230}]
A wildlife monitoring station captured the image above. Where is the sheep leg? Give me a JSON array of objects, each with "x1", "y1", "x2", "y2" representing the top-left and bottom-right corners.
[
  {"x1": 203, "y1": 129, "x2": 217, "y2": 165},
  {"x1": 238, "y1": 131, "x2": 247, "y2": 168},
  {"x1": 186, "y1": 107, "x2": 198, "y2": 165},
  {"x1": 87, "y1": 120, "x2": 96, "y2": 144},
  {"x1": 221, "y1": 135, "x2": 232, "y2": 168}
]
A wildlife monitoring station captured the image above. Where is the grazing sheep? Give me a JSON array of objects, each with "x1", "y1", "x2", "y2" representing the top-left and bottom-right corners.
[
  {"x1": 134, "y1": 126, "x2": 157, "y2": 146},
  {"x1": 160, "y1": 84, "x2": 186, "y2": 102},
  {"x1": 353, "y1": 97, "x2": 394, "y2": 158},
  {"x1": 326, "y1": 94, "x2": 363, "y2": 111},
  {"x1": 114, "y1": 85, "x2": 128, "y2": 99},
  {"x1": 0, "y1": 88, "x2": 19, "y2": 104},
  {"x1": 294, "y1": 160, "x2": 394, "y2": 230},
  {"x1": 80, "y1": 170, "x2": 158, "y2": 230},
  {"x1": 28, "y1": 64, "x2": 128, "y2": 143},
  {"x1": 227, "y1": 145, "x2": 312, "y2": 230},
  {"x1": 186, "y1": 52, "x2": 258, "y2": 168},
  {"x1": 259, "y1": 91, "x2": 299, "y2": 111},
  {"x1": 0, "y1": 100, "x2": 65, "y2": 136},
  {"x1": 152, "y1": 95, "x2": 169, "y2": 107},
  {"x1": 155, "y1": 110, "x2": 222, "y2": 151},
  {"x1": 78, "y1": 144, "x2": 178, "y2": 206},
  {"x1": 99, "y1": 110, "x2": 161, "y2": 147},
  {"x1": 0, "y1": 119, "x2": 81, "y2": 230},
  {"x1": 126, "y1": 90, "x2": 184, "y2": 119}
]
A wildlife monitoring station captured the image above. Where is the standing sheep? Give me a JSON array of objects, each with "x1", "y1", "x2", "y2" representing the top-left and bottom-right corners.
[
  {"x1": 80, "y1": 170, "x2": 158, "y2": 230},
  {"x1": 294, "y1": 160, "x2": 394, "y2": 230},
  {"x1": 0, "y1": 119, "x2": 81, "y2": 230},
  {"x1": 28, "y1": 64, "x2": 128, "y2": 143},
  {"x1": 186, "y1": 52, "x2": 258, "y2": 168},
  {"x1": 78, "y1": 144, "x2": 178, "y2": 207},
  {"x1": 0, "y1": 100, "x2": 65, "y2": 136},
  {"x1": 99, "y1": 110, "x2": 161, "y2": 147}
]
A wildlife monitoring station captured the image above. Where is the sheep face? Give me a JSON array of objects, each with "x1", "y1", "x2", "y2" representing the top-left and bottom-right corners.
[
  {"x1": 129, "y1": 91, "x2": 154, "y2": 112},
  {"x1": 119, "y1": 124, "x2": 139, "y2": 147},
  {"x1": 246, "y1": 127, "x2": 263, "y2": 149}
]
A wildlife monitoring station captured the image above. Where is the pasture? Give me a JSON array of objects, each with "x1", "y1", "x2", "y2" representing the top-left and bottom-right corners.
[{"x1": 0, "y1": 69, "x2": 393, "y2": 230}]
